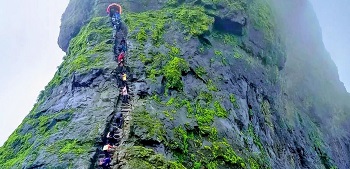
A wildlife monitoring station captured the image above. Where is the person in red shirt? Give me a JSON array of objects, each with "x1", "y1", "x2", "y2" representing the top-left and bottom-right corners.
[{"x1": 118, "y1": 51, "x2": 125, "y2": 64}]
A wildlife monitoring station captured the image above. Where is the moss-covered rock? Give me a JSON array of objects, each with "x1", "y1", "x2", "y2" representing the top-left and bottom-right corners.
[{"x1": 122, "y1": 146, "x2": 186, "y2": 169}]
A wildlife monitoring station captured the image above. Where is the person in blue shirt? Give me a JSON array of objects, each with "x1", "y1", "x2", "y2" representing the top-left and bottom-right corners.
[
  {"x1": 115, "y1": 12, "x2": 121, "y2": 20},
  {"x1": 120, "y1": 38, "x2": 127, "y2": 52},
  {"x1": 99, "y1": 155, "x2": 111, "y2": 169}
]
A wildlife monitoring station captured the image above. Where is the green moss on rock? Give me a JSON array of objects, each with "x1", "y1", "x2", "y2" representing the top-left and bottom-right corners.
[
  {"x1": 163, "y1": 57, "x2": 190, "y2": 90},
  {"x1": 132, "y1": 107, "x2": 166, "y2": 142},
  {"x1": 125, "y1": 146, "x2": 186, "y2": 169},
  {"x1": 47, "y1": 139, "x2": 93, "y2": 158},
  {"x1": 126, "y1": 6, "x2": 214, "y2": 44},
  {"x1": 0, "y1": 132, "x2": 34, "y2": 168},
  {"x1": 249, "y1": 0, "x2": 275, "y2": 43},
  {"x1": 44, "y1": 17, "x2": 111, "y2": 93},
  {"x1": 230, "y1": 94, "x2": 240, "y2": 109},
  {"x1": 207, "y1": 79, "x2": 218, "y2": 92},
  {"x1": 0, "y1": 108, "x2": 76, "y2": 168}
]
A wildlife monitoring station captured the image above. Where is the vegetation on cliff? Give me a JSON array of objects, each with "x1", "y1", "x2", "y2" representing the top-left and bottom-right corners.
[{"x1": 0, "y1": 17, "x2": 113, "y2": 168}]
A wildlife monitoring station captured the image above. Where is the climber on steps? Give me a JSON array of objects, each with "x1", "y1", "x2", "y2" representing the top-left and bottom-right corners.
[
  {"x1": 122, "y1": 85, "x2": 129, "y2": 103},
  {"x1": 106, "y1": 129, "x2": 117, "y2": 145},
  {"x1": 99, "y1": 154, "x2": 111, "y2": 169},
  {"x1": 102, "y1": 142, "x2": 115, "y2": 156},
  {"x1": 107, "y1": 3, "x2": 122, "y2": 36},
  {"x1": 113, "y1": 39, "x2": 118, "y2": 55},
  {"x1": 107, "y1": 3, "x2": 122, "y2": 20},
  {"x1": 115, "y1": 63, "x2": 126, "y2": 87},
  {"x1": 118, "y1": 38, "x2": 127, "y2": 53},
  {"x1": 121, "y1": 72, "x2": 127, "y2": 88},
  {"x1": 115, "y1": 112, "x2": 124, "y2": 129},
  {"x1": 117, "y1": 51, "x2": 125, "y2": 64}
]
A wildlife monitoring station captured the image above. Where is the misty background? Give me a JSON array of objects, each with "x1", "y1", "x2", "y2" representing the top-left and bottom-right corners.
[
  {"x1": 309, "y1": 0, "x2": 350, "y2": 92},
  {"x1": 0, "y1": 0, "x2": 69, "y2": 146},
  {"x1": 0, "y1": 0, "x2": 349, "y2": 146}
]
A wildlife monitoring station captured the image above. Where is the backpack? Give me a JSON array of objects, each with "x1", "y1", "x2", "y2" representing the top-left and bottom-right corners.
[
  {"x1": 122, "y1": 74, "x2": 127, "y2": 81},
  {"x1": 115, "y1": 13, "x2": 121, "y2": 20}
]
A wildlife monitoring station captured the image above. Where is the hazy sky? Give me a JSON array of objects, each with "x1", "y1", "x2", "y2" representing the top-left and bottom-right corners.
[
  {"x1": 309, "y1": 0, "x2": 350, "y2": 92},
  {"x1": 0, "y1": 1, "x2": 349, "y2": 146},
  {"x1": 0, "y1": 0, "x2": 69, "y2": 146}
]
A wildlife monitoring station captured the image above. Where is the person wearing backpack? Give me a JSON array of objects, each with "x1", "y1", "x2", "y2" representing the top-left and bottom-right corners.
[
  {"x1": 115, "y1": 112, "x2": 124, "y2": 129},
  {"x1": 106, "y1": 129, "x2": 116, "y2": 145}
]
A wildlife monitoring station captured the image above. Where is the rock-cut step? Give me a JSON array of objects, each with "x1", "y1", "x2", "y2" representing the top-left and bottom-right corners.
[{"x1": 117, "y1": 108, "x2": 132, "y2": 111}]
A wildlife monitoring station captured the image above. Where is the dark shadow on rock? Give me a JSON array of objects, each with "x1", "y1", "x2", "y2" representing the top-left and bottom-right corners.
[
  {"x1": 198, "y1": 35, "x2": 212, "y2": 46},
  {"x1": 140, "y1": 139, "x2": 161, "y2": 148},
  {"x1": 195, "y1": 0, "x2": 225, "y2": 10},
  {"x1": 72, "y1": 69, "x2": 103, "y2": 88},
  {"x1": 46, "y1": 119, "x2": 57, "y2": 132},
  {"x1": 213, "y1": 16, "x2": 243, "y2": 36},
  {"x1": 27, "y1": 163, "x2": 45, "y2": 169}
]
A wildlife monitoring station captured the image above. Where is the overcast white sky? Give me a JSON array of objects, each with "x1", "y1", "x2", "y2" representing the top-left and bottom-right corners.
[
  {"x1": 0, "y1": 0, "x2": 69, "y2": 146},
  {"x1": 0, "y1": 1, "x2": 349, "y2": 146},
  {"x1": 309, "y1": 0, "x2": 350, "y2": 92}
]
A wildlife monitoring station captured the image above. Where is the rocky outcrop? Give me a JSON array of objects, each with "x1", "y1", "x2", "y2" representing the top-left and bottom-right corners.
[
  {"x1": 58, "y1": 0, "x2": 95, "y2": 52},
  {"x1": 58, "y1": 0, "x2": 167, "y2": 52},
  {"x1": 1, "y1": 68, "x2": 119, "y2": 168}
]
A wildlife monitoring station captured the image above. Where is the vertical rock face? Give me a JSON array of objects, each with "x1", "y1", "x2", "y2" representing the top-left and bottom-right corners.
[
  {"x1": 1, "y1": 0, "x2": 350, "y2": 169},
  {"x1": 271, "y1": 1, "x2": 350, "y2": 167},
  {"x1": 58, "y1": 0, "x2": 95, "y2": 52},
  {"x1": 0, "y1": 17, "x2": 119, "y2": 168}
]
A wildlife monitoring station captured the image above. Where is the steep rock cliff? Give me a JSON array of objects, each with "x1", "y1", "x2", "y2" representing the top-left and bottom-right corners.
[{"x1": 1, "y1": 0, "x2": 349, "y2": 169}]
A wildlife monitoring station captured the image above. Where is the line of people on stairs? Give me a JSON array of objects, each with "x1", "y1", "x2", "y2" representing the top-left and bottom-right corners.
[
  {"x1": 98, "y1": 3, "x2": 130, "y2": 169},
  {"x1": 99, "y1": 111, "x2": 125, "y2": 168},
  {"x1": 115, "y1": 38, "x2": 127, "y2": 63},
  {"x1": 107, "y1": 3, "x2": 123, "y2": 37},
  {"x1": 99, "y1": 113, "x2": 124, "y2": 169}
]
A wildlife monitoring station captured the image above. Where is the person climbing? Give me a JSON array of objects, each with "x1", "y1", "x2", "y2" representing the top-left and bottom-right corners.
[
  {"x1": 108, "y1": 7, "x2": 116, "y2": 18},
  {"x1": 112, "y1": 14, "x2": 122, "y2": 34},
  {"x1": 119, "y1": 38, "x2": 127, "y2": 53},
  {"x1": 117, "y1": 51, "x2": 125, "y2": 64},
  {"x1": 115, "y1": 64, "x2": 125, "y2": 88},
  {"x1": 106, "y1": 129, "x2": 116, "y2": 144},
  {"x1": 115, "y1": 112, "x2": 124, "y2": 129},
  {"x1": 121, "y1": 72, "x2": 127, "y2": 87},
  {"x1": 99, "y1": 154, "x2": 111, "y2": 169},
  {"x1": 117, "y1": 62, "x2": 125, "y2": 72},
  {"x1": 108, "y1": 6, "x2": 117, "y2": 28},
  {"x1": 117, "y1": 43, "x2": 123, "y2": 54},
  {"x1": 111, "y1": 16, "x2": 118, "y2": 38},
  {"x1": 107, "y1": 3, "x2": 122, "y2": 19},
  {"x1": 103, "y1": 142, "x2": 115, "y2": 156},
  {"x1": 114, "y1": 11, "x2": 122, "y2": 32},
  {"x1": 107, "y1": 3, "x2": 122, "y2": 36},
  {"x1": 122, "y1": 85, "x2": 128, "y2": 103}
]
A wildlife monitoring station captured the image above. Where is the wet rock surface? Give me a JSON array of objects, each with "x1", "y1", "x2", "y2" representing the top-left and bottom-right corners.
[{"x1": 24, "y1": 69, "x2": 119, "y2": 168}]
